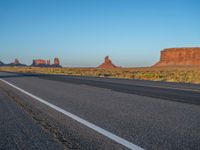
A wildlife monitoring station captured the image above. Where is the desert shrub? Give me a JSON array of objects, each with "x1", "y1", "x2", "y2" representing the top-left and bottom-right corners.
[{"x1": 1, "y1": 66, "x2": 200, "y2": 84}]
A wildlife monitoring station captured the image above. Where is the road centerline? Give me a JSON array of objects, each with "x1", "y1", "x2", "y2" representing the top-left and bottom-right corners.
[{"x1": 0, "y1": 79, "x2": 144, "y2": 150}]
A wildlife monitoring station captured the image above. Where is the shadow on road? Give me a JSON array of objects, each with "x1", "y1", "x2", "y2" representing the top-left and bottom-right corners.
[
  {"x1": 1, "y1": 71, "x2": 200, "y2": 105},
  {"x1": 0, "y1": 72, "x2": 50, "y2": 79}
]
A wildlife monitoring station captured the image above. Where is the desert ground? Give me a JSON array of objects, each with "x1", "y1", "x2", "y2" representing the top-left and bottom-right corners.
[{"x1": 1, "y1": 66, "x2": 200, "y2": 84}]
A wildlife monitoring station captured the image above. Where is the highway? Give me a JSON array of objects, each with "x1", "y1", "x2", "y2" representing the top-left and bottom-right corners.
[{"x1": 0, "y1": 72, "x2": 200, "y2": 150}]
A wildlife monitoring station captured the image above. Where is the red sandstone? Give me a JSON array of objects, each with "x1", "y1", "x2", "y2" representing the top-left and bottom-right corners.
[
  {"x1": 31, "y1": 57, "x2": 61, "y2": 67},
  {"x1": 32, "y1": 59, "x2": 47, "y2": 65},
  {"x1": 98, "y1": 56, "x2": 118, "y2": 68},
  {"x1": 154, "y1": 47, "x2": 200, "y2": 66},
  {"x1": 54, "y1": 58, "x2": 60, "y2": 65}
]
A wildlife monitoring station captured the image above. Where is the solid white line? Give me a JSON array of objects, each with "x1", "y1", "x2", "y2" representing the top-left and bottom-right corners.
[{"x1": 0, "y1": 79, "x2": 144, "y2": 150}]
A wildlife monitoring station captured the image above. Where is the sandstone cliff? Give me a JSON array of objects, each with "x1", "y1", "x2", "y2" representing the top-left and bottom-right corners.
[
  {"x1": 154, "y1": 47, "x2": 200, "y2": 67},
  {"x1": 31, "y1": 58, "x2": 62, "y2": 67},
  {"x1": 31, "y1": 59, "x2": 48, "y2": 67}
]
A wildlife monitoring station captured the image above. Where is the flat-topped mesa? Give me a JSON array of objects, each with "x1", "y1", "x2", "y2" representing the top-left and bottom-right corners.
[
  {"x1": 98, "y1": 56, "x2": 118, "y2": 68},
  {"x1": 31, "y1": 57, "x2": 62, "y2": 67},
  {"x1": 154, "y1": 47, "x2": 200, "y2": 67},
  {"x1": 32, "y1": 59, "x2": 47, "y2": 67}
]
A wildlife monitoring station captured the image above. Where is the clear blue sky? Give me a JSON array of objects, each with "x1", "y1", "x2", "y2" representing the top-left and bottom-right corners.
[{"x1": 0, "y1": 0, "x2": 200, "y2": 67}]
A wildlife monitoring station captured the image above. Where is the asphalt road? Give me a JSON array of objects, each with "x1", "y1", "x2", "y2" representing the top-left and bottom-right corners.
[
  {"x1": 0, "y1": 86, "x2": 65, "y2": 150},
  {"x1": 0, "y1": 72, "x2": 200, "y2": 150}
]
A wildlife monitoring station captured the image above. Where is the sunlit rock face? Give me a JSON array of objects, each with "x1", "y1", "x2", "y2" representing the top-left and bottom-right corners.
[
  {"x1": 51, "y1": 57, "x2": 62, "y2": 67},
  {"x1": 31, "y1": 58, "x2": 62, "y2": 67},
  {"x1": 154, "y1": 47, "x2": 200, "y2": 66},
  {"x1": 98, "y1": 56, "x2": 118, "y2": 68},
  {"x1": 32, "y1": 59, "x2": 47, "y2": 66},
  {"x1": 54, "y1": 58, "x2": 60, "y2": 65}
]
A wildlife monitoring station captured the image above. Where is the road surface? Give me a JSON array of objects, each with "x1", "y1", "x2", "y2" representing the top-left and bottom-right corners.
[{"x1": 0, "y1": 72, "x2": 200, "y2": 150}]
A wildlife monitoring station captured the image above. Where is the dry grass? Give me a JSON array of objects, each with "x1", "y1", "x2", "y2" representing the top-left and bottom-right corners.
[{"x1": 1, "y1": 66, "x2": 200, "y2": 84}]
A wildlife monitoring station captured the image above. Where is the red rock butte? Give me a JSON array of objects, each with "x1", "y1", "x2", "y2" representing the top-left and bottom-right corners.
[
  {"x1": 32, "y1": 59, "x2": 47, "y2": 66},
  {"x1": 98, "y1": 56, "x2": 118, "y2": 68},
  {"x1": 54, "y1": 58, "x2": 60, "y2": 65},
  {"x1": 154, "y1": 47, "x2": 200, "y2": 67},
  {"x1": 13, "y1": 58, "x2": 20, "y2": 65},
  {"x1": 31, "y1": 57, "x2": 61, "y2": 67}
]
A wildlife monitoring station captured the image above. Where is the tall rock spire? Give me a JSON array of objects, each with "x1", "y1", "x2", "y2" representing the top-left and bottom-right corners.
[{"x1": 98, "y1": 56, "x2": 118, "y2": 68}]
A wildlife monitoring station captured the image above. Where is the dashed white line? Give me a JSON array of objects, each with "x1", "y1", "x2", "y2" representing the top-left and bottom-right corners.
[{"x1": 0, "y1": 79, "x2": 144, "y2": 150}]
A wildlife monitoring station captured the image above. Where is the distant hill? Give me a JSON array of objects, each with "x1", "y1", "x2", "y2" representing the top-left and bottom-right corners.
[
  {"x1": 7, "y1": 58, "x2": 27, "y2": 67},
  {"x1": 7, "y1": 63, "x2": 27, "y2": 67},
  {"x1": 51, "y1": 64, "x2": 62, "y2": 68},
  {"x1": 0, "y1": 61, "x2": 5, "y2": 66}
]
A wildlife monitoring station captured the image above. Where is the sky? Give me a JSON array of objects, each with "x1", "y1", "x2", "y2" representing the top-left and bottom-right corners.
[{"x1": 0, "y1": 0, "x2": 200, "y2": 67}]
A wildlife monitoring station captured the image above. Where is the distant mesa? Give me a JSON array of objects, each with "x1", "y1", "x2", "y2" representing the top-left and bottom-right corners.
[
  {"x1": 0, "y1": 57, "x2": 62, "y2": 67},
  {"x1": 31, "y1": 57, "x2": 62, "y2": 67},
  {"x1": 154, "y1": 47, "x2": 200, "y2": 67},
  {"x1": 98, "y1": 56, "x2": 118, "y2": 68},
  {"x1": 2, "y1": 47, "x2": 200, "y2": 68},
  {"x1": 31, "y1": 59, "x2": 48, "y2": 67},
  {"x1": 7, "y1": 58, "x2": 27, "y2": 67}
]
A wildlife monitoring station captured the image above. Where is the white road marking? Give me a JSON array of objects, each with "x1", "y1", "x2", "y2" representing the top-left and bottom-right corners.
[{"x1": 0, "y1": 79, "x2": 144, "y2": 150}]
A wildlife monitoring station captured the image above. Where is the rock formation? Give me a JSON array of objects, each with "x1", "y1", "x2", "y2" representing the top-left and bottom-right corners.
[
  {"x1": 31, "y1": 59, "x2": 48, "y2": 67},
  {"x1": 47, "y1": 60, "x2": 50, "y2": 66},
  {"x1": 0, "y1": 57, "x2": 61, "y2": 67},
  {"x1": 31, "y1": 57, "x2": 62, "y2": 67},
  {"x1": 8, "y1": 58, "x2": 27, "y2": 66},
  {"x1": 51, "y1": 57, "x2": 62, "y2": 67},
  {"x1": 54, "y1": 58, "x2": 59, "y2": 65},
  {"x1": 154, "y1": 47, "x2": 200, "y2": 67},
  {"x1": 0, "y1": 61, "x2": 4, "y2": 66},
  {"x1": 98, "y1": 56, "x2": 118, "y2": 68},
  {"x1": 14, "y1": 58, "x2": 19, "y2": 65}
]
